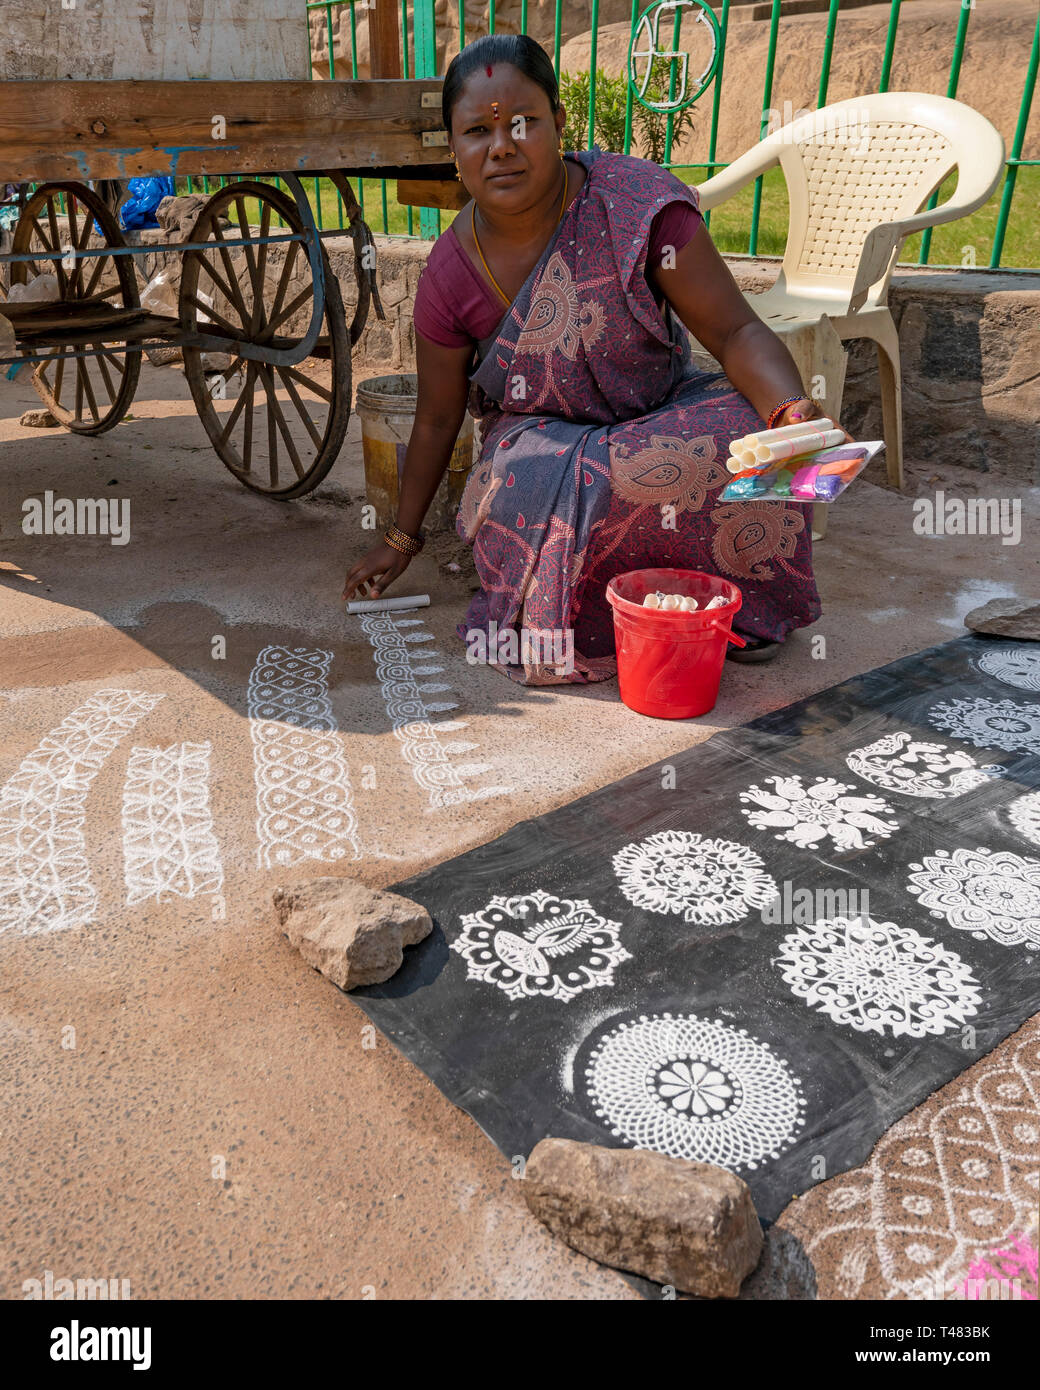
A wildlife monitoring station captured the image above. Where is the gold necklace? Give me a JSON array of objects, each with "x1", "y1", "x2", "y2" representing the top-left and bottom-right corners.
[{"x1": 472, "y1": 161, "x2": 569, "y2": 307}]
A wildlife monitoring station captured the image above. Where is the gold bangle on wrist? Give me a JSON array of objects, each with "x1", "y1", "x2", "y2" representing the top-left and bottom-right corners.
[{"x1": 384, "y1": 523, "x2": 424, "y2": 557}]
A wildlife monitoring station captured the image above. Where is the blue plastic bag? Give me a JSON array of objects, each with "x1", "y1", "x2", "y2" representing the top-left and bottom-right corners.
[{"x1": 118, "y1": 176, "x2": 176, "y2": 231}]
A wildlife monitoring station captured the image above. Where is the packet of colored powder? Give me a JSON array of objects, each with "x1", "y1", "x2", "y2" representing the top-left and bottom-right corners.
[{"x1": 720, "y1": 442, "x2": 885, "y2": 504}]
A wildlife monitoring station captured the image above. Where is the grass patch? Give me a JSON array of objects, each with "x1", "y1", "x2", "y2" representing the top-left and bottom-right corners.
[
  {"x1": 669, "y1": 164, "x2": 1038, "y2": 270},
  {"x1": 178, "y1": 164, "x2": 1037, "y2": 271}
]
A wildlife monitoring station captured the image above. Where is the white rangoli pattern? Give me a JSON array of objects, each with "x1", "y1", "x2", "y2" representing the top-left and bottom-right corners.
[
  {"x1": 0, "y1": 689, "x2": 164, "y2": 936},
  {"x1": 121, "y1": 742, "x2": 224, "y2": 905},
  {"x1": 585, "y1": 1012, "x2": 806, "y2": 1170},
  {"x1": 906, "y1": 846, "x2": 1040, "y2": 949},
  {"x1": 248, "y1": 646, "x2": 359, "y2": 868},
  {"x1": 612, "y1": 829, "x2": 778, "y2": 925},
  {"x1": 927, "y1": 697, "x2": 1040, "y2": 756},
  {"x1": 776, "y1": 916, "x2": 982, "y2": 1039},
  {"x1": 451, "y1": 889, "x2": 630, "y2": 1002},
  {"x1": 739, "y1": 775, "x2": 899, "y2": 850},
  {"x1": 1007, "y1": 791, "x2": 1040, "y2": 848},
  {"x1": 977, "y1": 646, "x2": 1040, "y2": 693},
  {"x1": 845, "y1": 731, "x2": 1004, "y2": 800},
  {"x1": 362, "y1": 615, "x2": 511, "y2": 809}
]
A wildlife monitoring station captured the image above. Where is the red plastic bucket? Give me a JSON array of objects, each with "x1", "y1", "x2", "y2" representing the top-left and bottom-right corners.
[{"x1": 606, "y1": 568, "x2": 745, "y2": 719}]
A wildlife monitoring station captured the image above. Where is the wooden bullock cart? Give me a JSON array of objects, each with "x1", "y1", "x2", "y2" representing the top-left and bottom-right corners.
[{"x1": 0, "y1": 68, "x2": 456, "y2": 498}]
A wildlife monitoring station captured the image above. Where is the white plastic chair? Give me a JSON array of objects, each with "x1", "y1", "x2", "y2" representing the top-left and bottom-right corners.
[{"x1": 696, "y1": 93, "x2": 1006, "y2": 489}]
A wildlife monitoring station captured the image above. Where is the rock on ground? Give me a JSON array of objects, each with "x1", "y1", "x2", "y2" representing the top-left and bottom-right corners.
[
  {"x1": 965, "y1": 597, "x2": 1040, "y2": 640},
  {"x1": 144, "y1": 346, "x2": 183, "y2": 367},
  {"x1": 19, "y1": 408, "x2": 59, "y2": 428},
  {"x1": 523, "y1": 1137, "x2": 763, "y2": 1298},
  {"x1": 274, "y1": 876, "x2": 432, "y2": 990}
]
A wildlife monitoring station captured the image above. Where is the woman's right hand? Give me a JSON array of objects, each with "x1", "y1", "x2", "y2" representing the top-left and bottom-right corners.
[{"x1": 342, "y1": 542, "x2": 412, "y2": 602}]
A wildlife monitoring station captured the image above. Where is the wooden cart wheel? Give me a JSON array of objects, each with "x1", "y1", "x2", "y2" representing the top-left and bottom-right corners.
[
  {"x1": 325, "y1": 171, "x2": 380, "y2": 347},
  {"x1": 10, "y1": 182, "x2": 140, "y2": 434},
  {"x1": 179, "y1": 180, "x2": 350, "y2": 500}
]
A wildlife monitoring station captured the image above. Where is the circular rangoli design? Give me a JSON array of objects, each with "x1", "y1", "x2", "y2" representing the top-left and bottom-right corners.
[
  {"x1": 906, "y1": 846, "x2": 1040, "y2": 948},
  {"x1": 775, "y1": 916, "x2": 982, "y2": 1038},
  {"x1": 926, "y1": 697, "x2": 1040, "y2": 756},
  {"x1": 612, "y1": 829, "x2": 778, "y2": 925},
  {"x1": 739, "y1": 774, "x2": 899, "y2": 850},
  {"x1": 451, "y1": 889, "x2": 630, "y2": 1002},
  {"x1": 977, "y1": 646, "x2": 1040, "y2": 693},
  {"x1": 585, "y1": 1012, "x2": 806, "y2": 1170}
]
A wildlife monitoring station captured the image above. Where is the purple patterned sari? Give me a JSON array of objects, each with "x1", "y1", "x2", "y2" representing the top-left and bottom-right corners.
[{"x1": 456, "y1": 148, "x2": 820, "y2": 684}]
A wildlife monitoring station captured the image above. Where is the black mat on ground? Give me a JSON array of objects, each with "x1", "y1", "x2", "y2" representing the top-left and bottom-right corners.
[{"x1": 353, "y1": 636, "x2": 1040, "y2": 1227}]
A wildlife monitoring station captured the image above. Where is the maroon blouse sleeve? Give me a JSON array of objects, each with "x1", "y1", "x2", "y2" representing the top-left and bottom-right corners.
[
  {"x1": 414, "y1": 244, "x2": 474, "y2": 349},
  {"x1": 647, "y1": 200, "x2": 704, "y2": 265}
]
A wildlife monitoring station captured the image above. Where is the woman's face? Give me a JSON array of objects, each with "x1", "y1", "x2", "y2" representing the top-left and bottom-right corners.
[{"x1": 449, "y1": 63, "x2": 566, "y2": 212}]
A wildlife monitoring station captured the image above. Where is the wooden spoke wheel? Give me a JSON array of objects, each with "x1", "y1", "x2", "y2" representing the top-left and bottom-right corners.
[
  {"x1": 179, "y1": 180, "x2": 350, "y2": 500},
  {"x1": 325, "y1": 171, "x2": 377, "y2": 347},
  {"x1": 10, "y1": 182, "x2": 140, "y2": 434}
]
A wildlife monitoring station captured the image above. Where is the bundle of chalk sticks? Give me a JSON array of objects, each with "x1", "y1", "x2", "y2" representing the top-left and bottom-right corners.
[{"x1": 719, "y1": 417, "x2": 884, "y2": 504}]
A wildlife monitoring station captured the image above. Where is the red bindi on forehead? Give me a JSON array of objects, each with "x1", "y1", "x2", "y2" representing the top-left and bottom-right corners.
[{"x1": 486, "y1": 65, "x2": 493, "y2": 77}]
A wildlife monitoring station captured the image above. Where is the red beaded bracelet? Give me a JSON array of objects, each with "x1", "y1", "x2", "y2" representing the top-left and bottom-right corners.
[{"x1": 766, "y1": 395, "x2": 811, "y2": 431}]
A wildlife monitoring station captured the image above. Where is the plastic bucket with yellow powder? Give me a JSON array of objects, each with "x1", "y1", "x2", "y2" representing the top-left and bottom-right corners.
[{"x1": 356, "y1": 373, "x2": 474, "y2": 531}]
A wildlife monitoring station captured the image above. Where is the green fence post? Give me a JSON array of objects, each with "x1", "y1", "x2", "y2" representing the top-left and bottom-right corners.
[
  {"x1": 622, "y1": 0, "x2": 639, "y2": 156},
  {"x1": 919, "y1": 0, "x2": 972, "y2": 264},
  {"x1": 312, "y1": 1, "x2": 344, "y2": 224},
  {"x1": 588, "y1": 0, "x2": 600, "y2": 150},
  {"x1": 553, "y1": 0, "x2": 563, "y2": 78},
  {"x1": 489, "y1": 0, "x2": 496, "y2": 35},
  {"x1": 749, "y1": 0, "x2": 782, "y2": 257},
  {"x1": 415, "y1": 0, "x2": 441, "y2": 240},
  {"x1": 991, "y1": 14, "x2": 1039, "y2": 268},
  {"x1": 520, "y1": 0, "x2": 528, "y2": 36},
  {"x1": 662, "y1": 2, "x2": 684, "y2": 168},
  {"x1": 703, "y1": 0, "x2": 731, "y2": 233},
  {"x1": 816, "y1": 0, "x2": 841, "y2": 109},
  {"x1": 878, "y1": 0, "x2": 902, "y2": 93}
]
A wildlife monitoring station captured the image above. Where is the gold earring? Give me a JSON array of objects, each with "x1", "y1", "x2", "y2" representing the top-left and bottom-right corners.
[{"x1": 450, "y1": 151, "x2": 460, "y2": 181}]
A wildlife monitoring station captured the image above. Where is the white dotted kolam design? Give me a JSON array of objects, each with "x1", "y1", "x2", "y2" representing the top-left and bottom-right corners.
[{"x1": 585, "y1": 1012, "x2": 806, "y2": 1172}]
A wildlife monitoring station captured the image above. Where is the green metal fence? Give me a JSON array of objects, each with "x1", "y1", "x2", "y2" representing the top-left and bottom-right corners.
[{"x1": 297, "y1": 1, "x2": 1037, "y2": 270}]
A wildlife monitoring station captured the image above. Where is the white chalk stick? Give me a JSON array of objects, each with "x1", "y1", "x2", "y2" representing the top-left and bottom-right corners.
[
  {"x1": 345, "y1": 593, "x2": 431, "y2": 614},
  {"x1": 743, "y1": 418, "x2": 834, "y2": 448},
  {"x1": 753, "y1": 428, "x2": 845, "y2": 464}
]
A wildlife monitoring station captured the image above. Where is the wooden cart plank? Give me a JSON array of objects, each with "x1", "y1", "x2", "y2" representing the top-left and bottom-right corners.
[
  {"x1": 3, "y1": 302, "x2": 151, "y2": 334},
  {"x1": 0, "y1": 79, "x2": 447, "y2": 183},
  {"x1": 397, "y1": 179, "x2": 469, "y2": 212}
]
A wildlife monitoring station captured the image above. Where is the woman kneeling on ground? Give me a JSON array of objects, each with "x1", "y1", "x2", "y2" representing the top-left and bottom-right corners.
[{"x1": 343, "y1": 33, "x2": 846, "y2": 682}]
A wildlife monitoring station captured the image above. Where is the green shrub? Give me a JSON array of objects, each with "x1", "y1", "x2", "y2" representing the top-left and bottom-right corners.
[
  {"x1": 560, "y1": 70, "x2": 628, "y2": 153},
  {"x1": 559, "y1": 67, "x2": 697, "y2": 167}
]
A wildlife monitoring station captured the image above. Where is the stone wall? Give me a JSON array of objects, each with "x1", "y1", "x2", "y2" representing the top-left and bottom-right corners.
[{"x1": 349, "y1": 235, "x2": 1040, "y2": 485}]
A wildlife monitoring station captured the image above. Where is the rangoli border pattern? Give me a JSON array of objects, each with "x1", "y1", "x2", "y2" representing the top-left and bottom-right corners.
[
  {"x1": 121, "y1": 742, "x2": 224, "y2": 906},
  {"x1": 248, "y1": 646, "x2": 360, "y2": 869},
  {"x1": 362, "y1": 614, "x2": 511, "y2": 809},
  {"x1": 0, "y1": 688, "x2": 164, "y2": 935}
]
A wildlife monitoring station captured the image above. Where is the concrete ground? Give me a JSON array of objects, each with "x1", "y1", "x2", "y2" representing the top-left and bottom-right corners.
[{"x1": 1, "y1": 359, "x2": 1037, "y2": 1300}]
